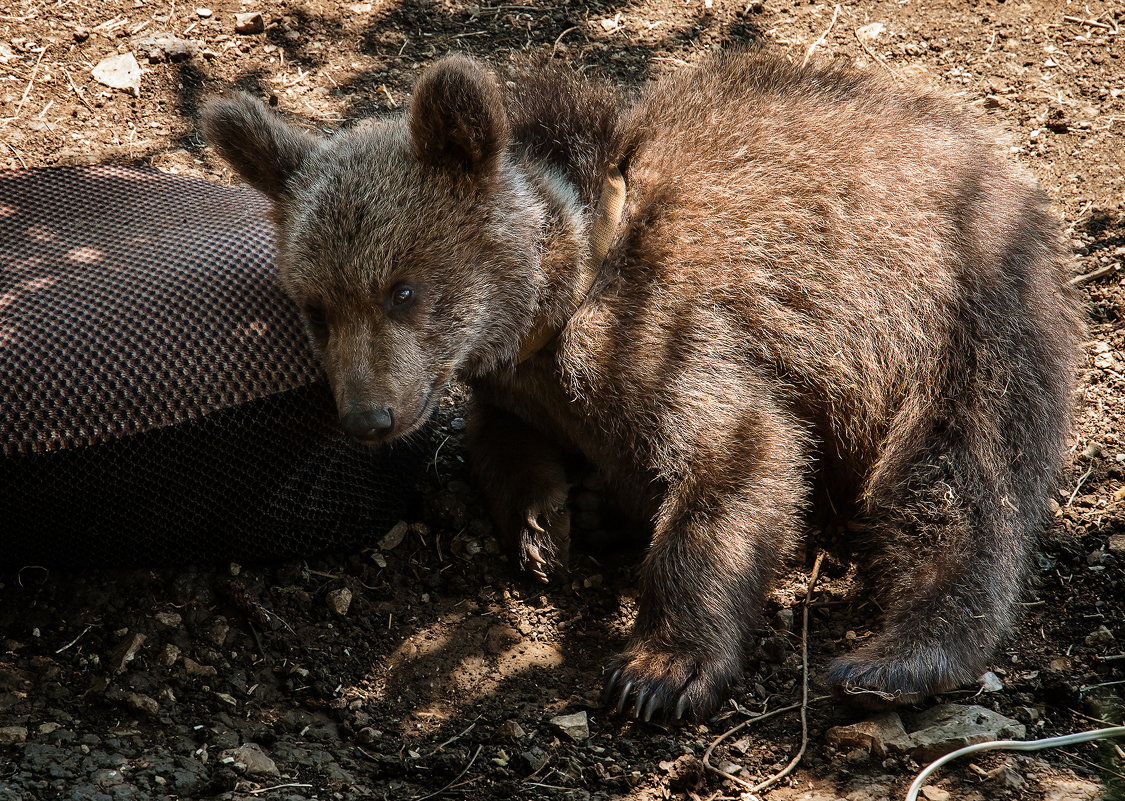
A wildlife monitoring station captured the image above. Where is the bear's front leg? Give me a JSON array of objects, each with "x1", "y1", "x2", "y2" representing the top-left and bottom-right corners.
[
  {"x1": 468, "y1": 401, "x2": 571, "y2": 583},
  {"x1": 605, "y1": 408, "x2": 807, "y2": 722}
]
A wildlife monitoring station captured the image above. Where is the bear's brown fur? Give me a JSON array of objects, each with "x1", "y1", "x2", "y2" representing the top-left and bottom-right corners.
[{"x1": 203, "y1": 49, "x2": 1082, "y2": 721}]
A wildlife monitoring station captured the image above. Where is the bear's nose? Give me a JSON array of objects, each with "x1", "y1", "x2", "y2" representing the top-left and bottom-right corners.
[{"x1": 340, "y1": 406, "x2": 395, "y2": 442}]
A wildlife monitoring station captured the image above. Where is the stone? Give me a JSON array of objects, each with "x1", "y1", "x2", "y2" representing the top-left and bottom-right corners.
[
  {"x1": 92, "y1": 52, "x2": 141, "y2": 95},
  {"x1": 920, "y1": 786, "x2": 950, "y2": 801},
  {"x1": 234, "y1": 12, "x2": 265, "y2": 34},
  {"x1": 903, "y1": 704, "x2": 1025, "y2": 763},
  {"x1": 379, "y1": 520, "x2": 408, "y2": 550},
  {"x1": 132, "y1": 32, "x2": 199, "y2": 63},
  {"x1": 219, "y1": 743, "x2": 280, "y2": 777},
  {"x1": 498, "y1": 719, "x2": 526, "y2": 739},
  {"x1": 1109, "y1": 534, "x2": 1125, "y2": 555},
  {"x1": 326, "y1": 588, "x2": 352, "y2": 616},
  {"x1": 0, "y1": 726, "x2": 27, "y2": 746},
  {"x1": 977, "y1": 671, "x2": 1003, "y2": 693},
  {"x1": 826, "y1": 712, "x2": 909, "y2": 758},
  {"x1": 549, "y1": 711, "x2": 589, "y2": 743},
  {"x1": 108, "y1": 633, "x2": 146, "y2": 674},
  {"x1": 154, "y1": 611, "x2": 182, "y2": 627},
  {"x1": 182, "y1": 657, "x2": 218, "y2": 677}
]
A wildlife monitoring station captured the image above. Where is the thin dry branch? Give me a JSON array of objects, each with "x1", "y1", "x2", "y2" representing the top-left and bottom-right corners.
[
  {"x1": 802, "y1": 4, "x2": 840, "y2": 67},
  {"x1": 702, "y1": 551, "x2": 827, "y2": 795}
]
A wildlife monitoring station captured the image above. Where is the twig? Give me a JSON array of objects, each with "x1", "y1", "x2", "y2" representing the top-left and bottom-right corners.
[
  {"x1": 855, "y1": 29, "x2": 902, "y2": 81},
  {"x1": 1070, "y1": 263, "x2": 1119, "y2": 287},
  {"x1": 380, "y1": 84, "x2": 397, "y2": 108},
  {"x1": 1064, "y1": 15, "x2": 1113, "y2": 31},
  {"x1": 751, "y1": 551, "x2": 825, "y2": 794},
  {"x1": 411, "y1": 744, "x2": 482, "y2": 801},
  {"x1": 551, "y1": 25, "x2": 579, "y2": 59},
  {"x1": 802, "y1": 4, "x2": 839, "y2": 67},
  {"x1": 1058, "y1": 748, "x2": 1125, "y2": 784},
  {"x1": 1067, "y1": 465, "x2": 1093, "y2": 506},
  {"x1": 246, "y1": 784, "x2": 314, "y2": 795},
  {"x1": 702, "y1": 552, "x2": 827, "y2": 794},
  {"x1": 13, "y1": 45, "x2": 47, "y2": 119},
  {"x1": 426, "y1": 715, "x2": 481, "y2": 756},
  {"x1": 55, "y1": 625, "x2": 94, "y2": 654},
  {"x1": 62, "y1": 68, "x2": 94, "y2": 112},
  {"x1": 4, "y1": 142, "x2": 27, "y2": 168}
]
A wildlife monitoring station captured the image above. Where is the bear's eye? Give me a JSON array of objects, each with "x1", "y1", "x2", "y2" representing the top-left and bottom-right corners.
[
  {"x1": 305, "y1": 303, "x2": 328, "y2": 333},
  {"x1": 390, "y1": 283, "x2": 415, "y2": 308}
]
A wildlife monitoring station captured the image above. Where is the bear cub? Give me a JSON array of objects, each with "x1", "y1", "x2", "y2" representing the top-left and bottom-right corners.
[{"x1": 204, "y1": 49, "x2": 1081, "y2": 722}]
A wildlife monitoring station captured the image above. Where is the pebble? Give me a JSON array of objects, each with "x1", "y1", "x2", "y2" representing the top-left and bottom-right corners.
[
  {"x1": 379, "y1": 520, "x2": 408, "y2": 551},
  {"x1": 326, "y1": 587, "x2": 353, "y2": 616},
  {"x1": 132, "y1": 32, "x2": 199, "y2": 63},
  {"x1": 1108, "y1": 534, "x2": 1125, "y2": 555},
  {"x1": 1085, "y1": 625, "x2": 1114, "y2": 646},
  {"x1": 219, "y1": 743, "x2": 281, "y2": 777},
  {"x1": 497, "y1": 719, "x2": 526, "y2": 739},
  {"x1": 92, "y1": 52, "x2": 141, "y2": 95},
  {"x1": 920, "y1": 786, "x2": 950, "y2": 801},
  {"x1": 108, "y1": 632, "x2": 146, "y2": 674},
  {"x1": 0, "y1": 726, "x2": 27, "y2": 746},
  {"x1": 234, "y1": 11, "x2": 265, "y2": 34},
  {"x1": 826, "y1": 712, "x2": 908, "y2": 758},
  {"x1": 195, "y1": 7, "x2": 212, "y2": 16},
  {"x1": 977, "y1": 671, "x2": 1003, "y2": 693},
  {"x1": 154, "y1": 611, "x2": 182, "y2": 627},
  {"x1": 549, "y1": 711, "x2": 589, "y2": 743}
]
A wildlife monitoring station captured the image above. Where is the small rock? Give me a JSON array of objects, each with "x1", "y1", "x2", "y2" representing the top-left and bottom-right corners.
[
  {"x1": 1086, "y1": 625, "x2": 1114, "y2": 646},
  {"x1": 92, "y1": 52, "x2": 141, "y2": 95},
  {"x1": 978, "y1": 671, "x2": 1003, "y2": 693},
  {"x1": 154, "y1": 611, "x2": 182, "y2": 627},
  {"x1": 521, "y1": 746, "x2": 549, "y2": 772},
  {"x1": 234, "y1": 11, "x2": 265, "y2": 34},
  {"x1": 379, "y1": 520, "x2": 408, "y2": 551},
  {"x1": 132, "y1": 32, "x2": 199, "y2": 63},
  {"x1": 549, "y1": 711, "x2": 589, "y2": 743},
  {"x1": 0, "y1": 726, "x2": 27, "y2": 746},
  {"x1": 157, "y1": 644, "x2": 181, "y2": 667},
  {"x1": 108, "y1": 633, "x2": 146, "y2": 674},
  {"x1": 498, "y1": 719, "x2": 525, "y2": 739},
  {"x1": 904, "y1": 704, "x2": 1025, "y2": 763},
  {"x1": 921, "y1": 786, "x2": 950, "y2": 801},
  {"x1": 355, "y1": 727, "x2": 380, "y2": 745},
  {"x1": 856, "y1": 22, "x2": 886, "y2": 42},
  {"x1": 326, "y1": 588, "x2": 353, "y2": 616},
  {"x1": 124, "y1": 692, "x2": 160, "y2": 716},
  {"x1": 986, "y1": 763, "x2": 1025, "y2": 789},
  {"x1": 1108, "y1": 534, "x2": 1125, "y2": 555},
  {"x1": 182, "y1": 657, "x2": 218, "y2": 677},
  {"x1": 219, "y1": 743, "x2": 280, "y2": 777},
  {"x1": 826, "y1": 712, "x2": 909, "y2": 758},
  {"x1": 195, "y1": 7, "x2": 212, "y2": 16}
]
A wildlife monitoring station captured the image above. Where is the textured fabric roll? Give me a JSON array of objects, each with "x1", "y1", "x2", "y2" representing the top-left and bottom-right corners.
[{"x1": 0, "y1": 165, "x2": 422, "y2": 566}]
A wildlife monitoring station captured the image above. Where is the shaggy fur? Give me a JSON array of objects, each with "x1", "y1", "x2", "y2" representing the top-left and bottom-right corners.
[{"x1": 203, "y1": 49, "x2": 1082, "y2": 722}]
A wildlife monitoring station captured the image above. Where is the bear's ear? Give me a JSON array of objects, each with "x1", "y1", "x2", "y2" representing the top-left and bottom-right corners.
[
  {"x1": 202, "y1": 92, "x2": 320, "y2": 201},
  {"x1": 408, "y1": 55, "x2": 509, "y2": 180}
]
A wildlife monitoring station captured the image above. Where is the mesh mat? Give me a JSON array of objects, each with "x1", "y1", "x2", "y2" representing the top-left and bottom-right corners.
[{"x1": 0, "y1": 165, "x2": 424, "y2": 567}]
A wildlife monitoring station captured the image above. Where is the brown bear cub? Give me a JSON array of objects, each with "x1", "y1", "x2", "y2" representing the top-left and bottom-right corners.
[{"x1": 204, "y1": 49, "x2": 1081, "y2": 722}]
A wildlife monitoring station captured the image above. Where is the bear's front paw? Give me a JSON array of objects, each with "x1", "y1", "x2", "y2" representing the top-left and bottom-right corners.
[
  {"x1": 518, "y1": 501, "x2": 570, "y2": 583},
  {"x1": 827, "y1": 640, "x2": 966, "y2": 709},
  {"x1": 603, "y1": 646, "x2": 740, "y2": 723}
]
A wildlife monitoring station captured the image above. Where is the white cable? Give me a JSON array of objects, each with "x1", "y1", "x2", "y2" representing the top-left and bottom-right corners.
[{"x1": 905, "y1": 725, "x2": 1125, "y2": 801}]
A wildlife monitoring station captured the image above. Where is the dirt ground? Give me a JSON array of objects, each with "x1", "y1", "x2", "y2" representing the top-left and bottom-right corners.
[{"x1": 2, "y1": 0, "x2": 1124, "y2": 799}]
